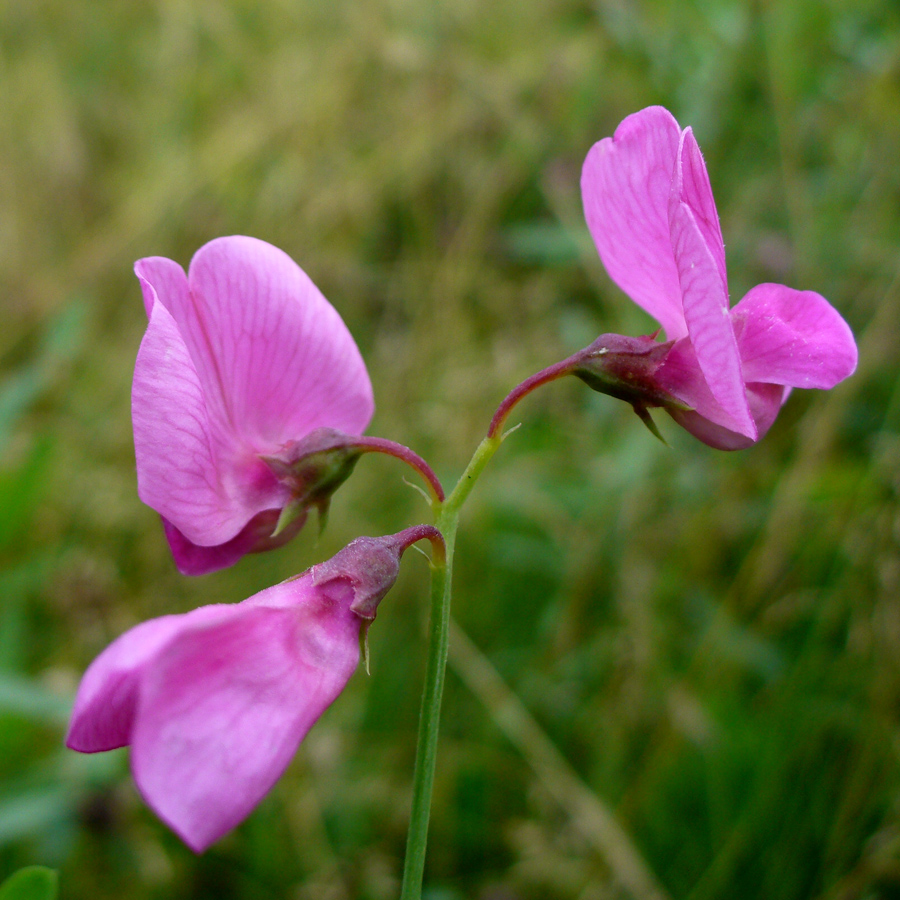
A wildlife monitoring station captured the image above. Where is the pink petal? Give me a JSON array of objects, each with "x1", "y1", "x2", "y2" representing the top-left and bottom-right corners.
[
  {"x1": 732, "y1": 283, "x2": 858, "y2": 388},
  {"x1": 65, "y1": 606, "x2": 236, "y2": 753},
  {"x1": 657, "y1": 338, "x2": 789, "y2": 448},
  {"x1": 655, "y1": 338, "x2": 733, "y2": 428},
  {"x1": 132, "y1": 295, "x2": 284, "y2": 547},
  {"x1": 581, "y1": 106, "x2": 688, "y2": 340},
  {"x1": 161, "y1": 509, "x2": 307, "y2": 577},
  {"x1": 131, "y1": 592, "x2": 361, "y2": 852},
  {"x1": 135, "y1": 257, "x2": 189, "y2": 319},
  {"x1": 676, "y1": 128, "x2": 727, "y2": 293},
  {"x1": 668, "y1": 136, "x2": 755, "y2": 440},
  {"x1": 667, "y1": 383, "x2": 789, "y2": 450},
  {"x1": 174, "y1": 236, "x2": 374, "y2": 453}
]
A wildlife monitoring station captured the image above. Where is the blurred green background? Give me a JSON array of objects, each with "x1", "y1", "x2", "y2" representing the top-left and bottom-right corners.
[{"x1": 1, "y1": 0, "x2": 898, "y2": 897}]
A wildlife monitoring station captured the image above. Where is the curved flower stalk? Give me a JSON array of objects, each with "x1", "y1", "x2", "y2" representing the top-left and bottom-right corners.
[
  {"x1": 576, "y1": 106, "x2": 857, "y2": 449},
  {"x1": 133, "y1": 236, "x2": 375, "y2": 574},
  {"x1": 66, "y1": 526, "x2": 443, "y2": 853}
]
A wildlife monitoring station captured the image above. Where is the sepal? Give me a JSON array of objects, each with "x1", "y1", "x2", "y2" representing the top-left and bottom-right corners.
[
  {"x1": 571, "y1": 333, "x2": 692, "y2": 437},
  {"x1": 262, "y1": 427, "x2": 364, "y2": 535}
]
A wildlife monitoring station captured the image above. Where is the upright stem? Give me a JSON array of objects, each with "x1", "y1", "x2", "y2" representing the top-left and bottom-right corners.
[
  {"x1": 399, "y1": 507, "x2": 455, "y2": 900},
  {"x1": 401, "y1": 357, "x2": 577, "y2": 895},
  {"x1": 399, "y1": 434, "x2": 502, "y2": 899}
]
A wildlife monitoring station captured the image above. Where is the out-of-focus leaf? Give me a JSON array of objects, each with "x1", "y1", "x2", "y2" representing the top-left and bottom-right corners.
[
  {"x1": 0, "y1": 553, "x2": 59, "y2": 672},
  {"x1": 423, "y1": 889, "x2": 467, "y2": 900},
  {"x1": 0, "y1": 437, "x2": 54, "y2": 551},
  {"x1": 0, "y1": 675, "x2": 71, "y2": 726},
  {"x1": 0, "y1": 867, "x2": 58, "y2": 900},
  {"x1": 503, "y1": 221, "x2": 584, "y2": 265},
  {"x1": 0, "y1": 301, "x2": 86, "y2": 454},
  {"x1": 0, "y1": 789, "x2": 72, "y2": 847}
]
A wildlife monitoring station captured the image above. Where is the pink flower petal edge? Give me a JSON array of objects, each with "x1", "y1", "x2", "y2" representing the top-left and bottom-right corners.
[
  {"x1": 161, "y1": 509, "x2": 307, "y2": 577},
  {"x1": 66, "y1": 581, "x2": 359, "y2": 852},
  {"x1": 667, "y1": 130, "x2": 754, "y2": 439},
  {"x1": 732, "y1": 283, "x2": 858, "y2": 389},
  {"x1": 134, "y1": 600, "x2": 357, "y2": 852},
  {"x1": 580, "y1": 106, "x2": 857, "y2": 449},
  {"x1": 582, "y1": 106, "x2": 687, "y2": 342},
  {"x1": 132, "y1": 236, "x2": 375, "y2": 572},
  {"x1": 65, "y1": 528, "x2": 436, "y2": 852}
]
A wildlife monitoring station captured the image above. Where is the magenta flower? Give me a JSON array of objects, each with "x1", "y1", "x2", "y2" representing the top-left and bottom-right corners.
[
  {"x1": 580, "y1": 106, "x2": 857, "y2": 449},
  {"x1": 133, "y1": 236, "x2": 374, "y2": 574},
  {"x1": 66, "y1": 527, "x2": 442, "y2": 852}
]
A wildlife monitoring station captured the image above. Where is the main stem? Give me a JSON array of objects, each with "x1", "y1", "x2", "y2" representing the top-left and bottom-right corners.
[{"x1": 399, "y1": 434, "x2": 501, "y2": 899}]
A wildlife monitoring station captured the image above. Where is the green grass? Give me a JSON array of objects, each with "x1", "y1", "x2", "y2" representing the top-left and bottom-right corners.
[{"x1": 1, "y1": 0, "x2": 899, "y2": 897}]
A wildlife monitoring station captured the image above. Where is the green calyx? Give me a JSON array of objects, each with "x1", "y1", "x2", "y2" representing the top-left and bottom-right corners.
[{"x1": 262, "y1": 428, "x2": 364, "y2": 537}]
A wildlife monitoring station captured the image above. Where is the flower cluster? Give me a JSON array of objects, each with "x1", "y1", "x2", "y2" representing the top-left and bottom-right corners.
[
  {"x1": 67, "y1": 107, "x2": 857, "y2": 854},
  {"x1": 71, "y1": 236, "x2": 442, "y2": 850}
]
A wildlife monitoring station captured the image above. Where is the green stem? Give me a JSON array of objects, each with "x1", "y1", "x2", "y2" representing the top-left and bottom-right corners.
[
  {"x1": 444, "y1": 434, "x2": 502, "y2": 516},
  {"x1": 399, "y1": 434, "x2": 502, "y2": 899}
]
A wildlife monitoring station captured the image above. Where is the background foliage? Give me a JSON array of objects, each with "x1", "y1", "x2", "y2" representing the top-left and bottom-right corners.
[{"x1": 1, "y1": 0, "x2": 898, "y2": 897}]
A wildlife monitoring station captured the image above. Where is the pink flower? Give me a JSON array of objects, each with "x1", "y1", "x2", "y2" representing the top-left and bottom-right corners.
[
  {"x1": 133, "y1": 236, "x2": 374, "y2": 574},
  {"x1": 581, "y1": 106, "x2": 857, "y2": 449},
  {"x1": 66, "y1": 527, "x2": 441, "y2": 852}
]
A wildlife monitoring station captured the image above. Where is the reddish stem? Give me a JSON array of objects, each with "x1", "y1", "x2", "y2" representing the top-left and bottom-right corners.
[
  {"x1": 353, "y1": 437, "x2": 445, "y2": 503},
  {"x1": 487, "y1": 354, "x2": 581, "y2": 439},
  {"x1": 389, "y1": 524, "x2": 447, "y2": 566}
]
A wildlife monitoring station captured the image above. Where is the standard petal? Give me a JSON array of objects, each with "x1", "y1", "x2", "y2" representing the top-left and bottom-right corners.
[
  {"x1": 668, "y1": 186, "x2": 754, "y2": 439},
  {"x1": 132, "y1": 297, "x2": 283, "y2": 547},
  {"x1": 65, "y1": 607, "x2": 234, "y2": 753},
  {"x1": 732, "y1": 283, "x2": 858, "y2": 388},
  {"x1": 131, "y1": 594, "x2": 361, "y2": 852},
  {"x1": 134, "y1": 257, "x2": 189, "y2": 319},
  {"x1": 676, "y1": 128, "x2": 727, "y2": 292},
  {"x1": 168, "y1": 236, "x2": 374, "y2": 454},
  {"x1": 581, "y1": 106, "x2": 688, "y2": 340}
]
